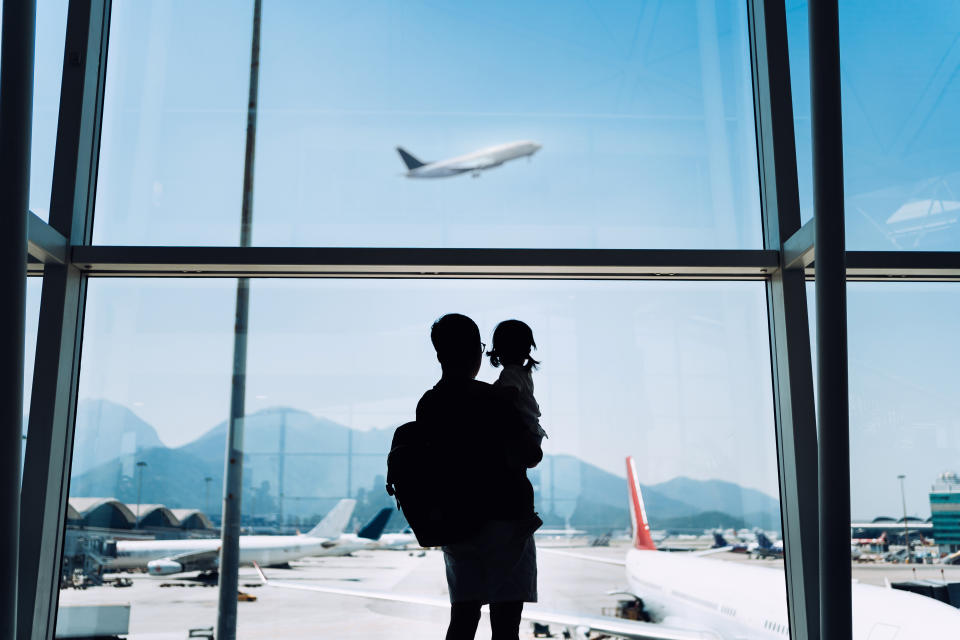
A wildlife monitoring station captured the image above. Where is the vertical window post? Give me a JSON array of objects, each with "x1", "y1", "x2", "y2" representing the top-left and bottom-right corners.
[{"x1": 0, "y1": 0, "x2": 37, "y2": 636}]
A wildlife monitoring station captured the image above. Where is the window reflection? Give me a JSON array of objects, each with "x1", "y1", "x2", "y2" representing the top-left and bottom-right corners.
[{"x1": 788, "y1": 1, "x2": 960, "y2": 249}]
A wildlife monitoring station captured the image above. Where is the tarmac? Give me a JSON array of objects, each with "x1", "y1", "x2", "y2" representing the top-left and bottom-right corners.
[{"x1": 57, "y1": 540, "x2": 960, "y2": 639}]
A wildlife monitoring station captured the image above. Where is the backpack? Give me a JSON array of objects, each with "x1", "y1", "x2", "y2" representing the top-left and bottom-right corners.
[{"x1": 385, "y1": 421, "x2": 481, "y2": 547}]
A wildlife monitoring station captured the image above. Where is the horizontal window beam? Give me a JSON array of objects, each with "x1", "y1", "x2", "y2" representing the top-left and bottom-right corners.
[
  {"x1": 69, "y1": 246, "x2": 780, "y2": 279},
  {"x1": 27, "y1": 212, "x2": 67, "y2": 266},
  {"x1": 39, "y1": 246, "x2": 960, "y2": 281},
  {"x1": 811, "y1": 252, "x2": 960, "y2": 281},
  {"x1": 783, "y1": 218, "x2": 815, "y2": 269}
]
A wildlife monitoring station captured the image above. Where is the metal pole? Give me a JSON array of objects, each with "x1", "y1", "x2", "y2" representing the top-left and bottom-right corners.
[
  {"x1": 277, "y1": 412, "x2": 285, "y2": 531},
  {"x1": 0, "y1": 1, "x2": 35, "y2": 636},
  {"x1": 898, "y1": 475, "x2": 910, "y2": 563},
  {"x1": 205, "y1": 476, "x2": 213, "y2": 516},
  {"x1": 135, "y1": 461, "x2": 146, "y2": 527},
  {"x1": 217, "y1": 1, "x2": 261, "y2": 637},
  {"x1": 809, "y1": 1, "x2": 851, "y2": 638}
]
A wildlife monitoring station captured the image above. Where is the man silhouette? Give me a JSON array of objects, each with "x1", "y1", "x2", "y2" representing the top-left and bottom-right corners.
[{"x1": 416, "y1": 313, "x2": 543, "y2": 640}]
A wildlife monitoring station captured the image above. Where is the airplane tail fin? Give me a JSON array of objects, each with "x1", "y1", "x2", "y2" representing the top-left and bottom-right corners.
[
  {"x1": 757, "y1": 531, "x2": 773, "y2": 549},
  {"x1": 713, "y1": 532, "x2": 728, "y2": 548},
  {"x1": 357, "y1": 507, "x2": 393, "y2": 541},
  {"x1": 305, "y1": 498, "x2": 356, "y2": 539},
  {"x1": 626, "y1": 456, "x2": 657, "y2": 551},
  {"x1": 396, "y1": 147, "x2": 426, "y2": 170}
]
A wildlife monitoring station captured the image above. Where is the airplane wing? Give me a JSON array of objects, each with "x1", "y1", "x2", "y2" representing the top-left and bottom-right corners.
[
  {"x1": 536, "y1": 548, "x2": 626, "y2": 566},
  {"x1": 252, "y1": 564, "x2": 719, "y2": 640}
]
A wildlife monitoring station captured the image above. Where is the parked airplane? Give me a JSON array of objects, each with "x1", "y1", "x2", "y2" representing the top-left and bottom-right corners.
[
  {"x1": 257, "y1": 458, "x2": 960, "y2": 639},
  {"x1": 396, "y1": 140, "x2": 541, "y2": 178},
  {"x1": 748, "y1": 531, "x2": 784, "y2": 560},
  {"x1": 375, "y1": 528, "x2": 418, "y2": 551},
  {"x1": 105, "y1": 500, "x2": 393, "y2": 576}
]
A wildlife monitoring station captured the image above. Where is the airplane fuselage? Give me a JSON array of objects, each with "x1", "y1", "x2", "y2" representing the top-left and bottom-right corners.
[
  {"x1": 405, "y1": 140, "x2": 541, "y2": 178},
  {"x1": 111, "y1": 533, "x2": 370, "y2": 575},
  {"x1": 625, "y1": 548, "x2": 960, "y2": 639}
]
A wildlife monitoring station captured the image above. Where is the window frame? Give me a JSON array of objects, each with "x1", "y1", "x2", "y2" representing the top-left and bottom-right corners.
[{"x1": 17, "y1": 1, "x2": 960, "y2": 639}]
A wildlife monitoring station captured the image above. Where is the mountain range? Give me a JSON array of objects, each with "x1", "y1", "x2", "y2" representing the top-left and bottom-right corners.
[{"x1": 67, "y1": 399, "x2": 782, "y2": 533}]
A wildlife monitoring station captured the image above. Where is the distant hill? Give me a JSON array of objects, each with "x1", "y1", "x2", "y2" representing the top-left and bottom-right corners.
[
  {"x1": 71, "y1": 399, "x2": 165, "y2": 476},
  {"x1": 69, "y1": 446, "x2": 221, "y2": 510},
  {"x1": 647, "y1": 476, "x2": 780, "y2": 521},
  {"x1": 68, "y1": 401, "x2": 781, "y2": 533}
]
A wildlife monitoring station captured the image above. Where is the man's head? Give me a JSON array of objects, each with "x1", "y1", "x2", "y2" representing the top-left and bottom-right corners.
[{"x1": 430, "y1": 313, "x2": 483, "y2": 378}]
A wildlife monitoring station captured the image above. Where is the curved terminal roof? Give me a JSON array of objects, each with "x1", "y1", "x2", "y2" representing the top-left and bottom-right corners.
[
  {"x1": 67, "y1": 498, "x2": 215, "y2": 530},
  {"x1": 69, "y1": 498, "x2": 137, "y2": 529},
  {"x1": 125, "y1": 504, "x2": 180, "y2": 528},
  {"x1": 171, "y1": 509, "x2": 215, "y2": 530}
]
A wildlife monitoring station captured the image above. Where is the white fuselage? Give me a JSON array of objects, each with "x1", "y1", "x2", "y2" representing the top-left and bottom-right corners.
[
  {"x1": 112, "y1": 533, "x2": 372, "y2": 574},
  {"x1": 406, "y1": 140, "x2": 541, "y2": 178},
  {"x1": 625, "y1": 548, "x2": 960, "y2": 639},
  {"x1": 374, "y1": 532, "x2": 418, "y2": 550}
]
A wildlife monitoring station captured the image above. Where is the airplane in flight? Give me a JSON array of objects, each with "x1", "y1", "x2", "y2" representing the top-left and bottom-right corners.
[
  {"x1": 396, "y1": 140, "x2": 542, "y2": 178},
  {"x1": 105, "y1": 501, "x2": 393, "y2": 576},
  {"x1": 256, "y1": 458, "x2": 960, "y2": 639}
]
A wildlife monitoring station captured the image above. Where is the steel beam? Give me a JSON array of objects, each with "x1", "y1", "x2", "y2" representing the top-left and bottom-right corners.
[
  {"x1": 68, "y1": 246, "x2": 779, "y2": 278},
  {"x1": 27, "y1": 213, "x2": 67, "y2": 266},
  {"x1": 0, "y1": 1, "x2": 37, "y2": 636},
  {"x1": 749, "y1": 1, "x2": 820, "y2": 638},
  {"x1": 808, "y1": 1, "x2": 851, "y2": 638},
  {"x1": 784, "y1": 219, "x2": 815, "y2": 270},
  {"x1": 18, "y1": 1, "x2": 110, "y2": 639}
]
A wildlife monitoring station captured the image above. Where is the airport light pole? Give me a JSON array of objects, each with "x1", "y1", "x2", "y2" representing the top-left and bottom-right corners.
[
  {"x1": 898, "y1": 474, "x2": 910, "y2": 564},
  {"x1": 135, "y1": 461, "x2": 148, "y2": 528},
  {"x1": 217, "y1": 1, "x2": 261, "y2": 638},
  {"x1": 205, "y1": 476, "x2": 213, "y2": 516}
]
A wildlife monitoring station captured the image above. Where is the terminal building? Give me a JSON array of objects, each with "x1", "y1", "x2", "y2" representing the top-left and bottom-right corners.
[{"x1": 931, "y1": 473, "x2": 960, "y2": 554}]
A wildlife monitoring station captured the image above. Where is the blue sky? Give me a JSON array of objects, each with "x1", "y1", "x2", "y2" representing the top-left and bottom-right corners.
[{"x1": 22, "y1": 1, "x2": 960, "y2": 519}]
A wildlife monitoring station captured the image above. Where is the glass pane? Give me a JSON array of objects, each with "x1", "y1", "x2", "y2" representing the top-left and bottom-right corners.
[
  {"x1": 93, "y1": 1, "x2": 762, "y2": 249},
  {"x1": 840, "y1": 2, "x2": 960, "y2": 250},
  {"x1": 844, "y1": 283, "x2": 960, "y2": 631},
  {"x1": 92, "y1": 0, "x2": 253, "y2": 245},
  {"x1": 30, "y1": 0, "x2": 69, "y2": 221},
  {"x1": 23, "y1": 277, "x2": 42, "y2": 472},
  {"x1": 789, "y1": 2, "x2": 960, "y2": 249},
  {"x1": 785, "y1": 1, "x2": 814, "y2": 225},
  {"x1": 60, "y1": 278, "x2": 785, "y2": 638}
]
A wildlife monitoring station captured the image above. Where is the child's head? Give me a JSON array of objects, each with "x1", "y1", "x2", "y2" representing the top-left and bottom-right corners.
[{"x1": 487, "y1": 319, "x2": 540, "y2": 370}]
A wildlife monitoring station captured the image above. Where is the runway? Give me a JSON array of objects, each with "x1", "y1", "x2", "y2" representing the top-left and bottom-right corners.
[{"x1": 57, "y1": 540, "x2": 960, "y2": 639}]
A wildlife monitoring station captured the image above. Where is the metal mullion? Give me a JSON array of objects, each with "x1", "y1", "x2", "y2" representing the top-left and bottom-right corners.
[
  {"x1": 18, "y1": 1, "x2": 110, "y2": 639},
  {"x1": 749, "y1": 0, "x2": 820, "y2": 638},
  {"x1": 808, "y1": 0, "x2": 851, "y2": 637},
  {"x1": 69, "y1": 245, "x2": 780, "y2": 278},
  {"x1": 1, "y1": 0, "x2": 37, "y2": 635}
]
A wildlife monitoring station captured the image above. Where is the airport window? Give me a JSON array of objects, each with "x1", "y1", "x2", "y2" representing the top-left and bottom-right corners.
[
  {"x1": 92, "y1": 0, "x2": 762, "y2": 249},
  {"x1": 19, "y1": 0, "x2": 960, "y2": 638},
  {"x1": 788, "y1": 1, "x2": 960, "y2": 249},
  {"x1": 784, "y1": 0, "x2": 813, "y2": 224},
  {"x1": 846, "y1": 284, "x2": 960, "y2": 563},
  {"x1": 16, "y1": 0, "x2": 69, "y2": 222},
  {"x1": 56, "y1": 277, "x2": 788, "y2": 638},
  {"x1": 23, "y1": 277, "x2": 42, "y2": 477}
]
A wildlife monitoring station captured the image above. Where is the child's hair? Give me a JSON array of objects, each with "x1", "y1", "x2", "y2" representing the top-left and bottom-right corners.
[{"x1": 487, "y1": 319, "x2": 540, "y2": 371}]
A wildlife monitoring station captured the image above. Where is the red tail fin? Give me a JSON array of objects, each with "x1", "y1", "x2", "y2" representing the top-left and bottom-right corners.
[{"x1": 626, "y1": 456, "x2": 657, "y2": 551}]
